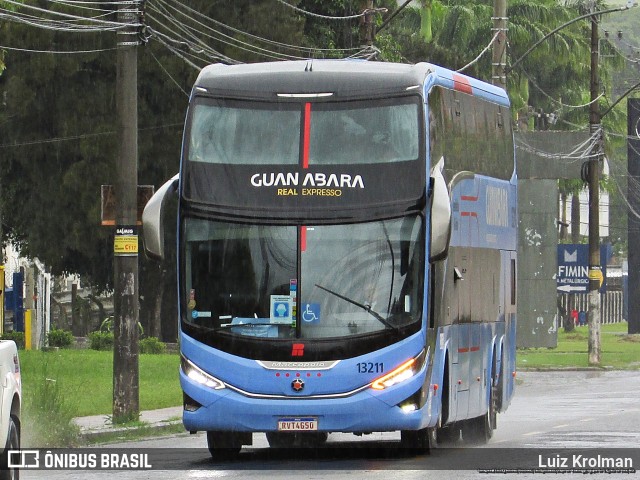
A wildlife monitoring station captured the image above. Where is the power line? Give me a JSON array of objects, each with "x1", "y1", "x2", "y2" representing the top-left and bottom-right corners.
[
  {"x1": 520, "y1": 66, "x2": 605, "y2": 110},
  {"x1": 0, "y1": 123, "x2": 183, "y2": 149},
  {"x1": 158, "y1": 0, "x2": 361, "y2": 54},
  {"x1": 515, "y1": 128, "x2": 601, "y2": 163},
  {"x1": 0, "y1": 43, "x2": 117, "y2": 54},
  {"x1": 456, "y1": 30, "x2": 503, "y2": 74},
  {"x1": 148, "y1": 47, "x2": 189, "y2": 97},
  {"x1": 0, "y1": 0, "x2": 139, "y2": 31},
  {"x1": 273, "y1": 0, "x2": 386, "y2": 21},
  {"x1": 147, "y1": 1, "x2": 303, "y2": 62},
  {"x1": 144, "y1": 0, "x2": 364, "y2": 66}
]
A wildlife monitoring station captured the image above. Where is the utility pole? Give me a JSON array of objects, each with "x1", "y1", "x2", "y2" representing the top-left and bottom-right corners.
[
  {"x1": 587, "y1": 9, "x2": 602, "y2": 366},
  {"x1": 492, "y1": 0, "x2": 507, "y2": 88},
  {"x1": 113, "y1": 1, "x2": 141, "y2": 423},
  {"x1": 360, "y1": 0, "x2": 374, "y2": 47}
]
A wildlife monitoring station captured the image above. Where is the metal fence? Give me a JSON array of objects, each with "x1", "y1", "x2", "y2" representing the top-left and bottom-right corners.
[{"x1": 558, "y1": 291, "x2": 625, "y2": 326}]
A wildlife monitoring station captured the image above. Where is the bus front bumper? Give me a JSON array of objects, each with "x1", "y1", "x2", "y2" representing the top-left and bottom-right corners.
[{"x1": 181, "y1": 371, "x2": 433, "y2": 433}]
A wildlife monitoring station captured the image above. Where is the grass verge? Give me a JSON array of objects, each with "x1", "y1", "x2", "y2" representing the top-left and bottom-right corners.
[
  {"x1": 20, "y1": 349, "x2": 182, "y2": 416},
  {"x1": 517, "y1": 322, "x2": 640, "y2": 370},
  {"x1": 20, "y1": 349, "x2": 182, "y2": 446}
]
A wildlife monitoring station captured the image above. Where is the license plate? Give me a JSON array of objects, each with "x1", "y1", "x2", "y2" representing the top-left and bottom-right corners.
[{"x1": 277, "y1": 417, "x2": 318, "y2": 431}]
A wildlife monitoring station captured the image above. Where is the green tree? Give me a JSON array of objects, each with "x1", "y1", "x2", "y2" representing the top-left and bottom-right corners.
[
  {"x1": 0, "y1": 1, "x2": 189, "y2": 339},
  {"x1": 0, "y1": 0, "x2": 350, "y2": 340}
]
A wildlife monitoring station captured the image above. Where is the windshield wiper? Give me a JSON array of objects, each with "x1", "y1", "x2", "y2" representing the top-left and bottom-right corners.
[{"x1": 314, "y1": 284, "x2": 397, "y2": 330}]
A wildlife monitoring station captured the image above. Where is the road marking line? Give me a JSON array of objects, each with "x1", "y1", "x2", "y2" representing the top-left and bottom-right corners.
[
  {"x1": 552, "y1": 424, "x2": 569, "y2": 429},
  {"x1": 522, "y1": 431, "x2": 543, "y2": 436},
  {"x1": 579, "y1": 418, "x2": 594, "y2": 423}
]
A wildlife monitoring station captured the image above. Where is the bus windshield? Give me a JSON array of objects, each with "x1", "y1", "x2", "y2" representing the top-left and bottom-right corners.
[
  {"x1": 187, "y1": 97, "x2": 420, "y2": 166},
  {"x1": 183, "y1": 96, "x2": 425, "y2": 216},
  {"x1": 182, "y1": 215, "x2": 424, "y2": 340}
]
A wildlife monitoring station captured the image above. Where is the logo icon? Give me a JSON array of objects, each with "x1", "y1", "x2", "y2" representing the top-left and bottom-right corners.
[
  {"x1": 564, "y1": 249, "x2": 578, "y2": 262},
  {"x1": 274, "y1": 302, "x2": 289, "y2": 318},
  {"x1": 302, "y1": 303, "x2": 320, "y2": 324},
  {"x1": 8, "y1": 450, "x2": 40, "y2": 469},
  {"x1": 291, "y1": 379, "x2": 305, "y2": 392},
  {"x1": 291, "y1": 343, "x2": 304, "y2": 357}
]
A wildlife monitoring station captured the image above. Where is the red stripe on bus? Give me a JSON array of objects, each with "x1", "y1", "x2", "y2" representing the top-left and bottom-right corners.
[
  {"x1": 453, "y1": 73, "x2": 473, "y2": 95},
  {"x1": 303, "y1": 102, "x2": 311, "y2": 169},
  {"x1": 458, "y1": 346, "x2": 480, "y2": 353},
  {"x1": 301, "y1": 226, "x2": 307, "y2": 252},
  {"x1": 461, "y1": 195, "x2": 479, "y2": 201},
  {"x1": 461, "y1": 212, "x2": 478, "y2": 218}
]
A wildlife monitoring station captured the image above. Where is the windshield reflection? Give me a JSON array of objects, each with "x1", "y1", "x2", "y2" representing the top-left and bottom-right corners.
[{"x1": 182, "y1": 217, "x2": 423, "y2": 340}]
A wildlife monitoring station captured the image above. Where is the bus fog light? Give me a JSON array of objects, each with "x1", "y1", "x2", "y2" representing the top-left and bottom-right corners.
[{"x1": 401, "y1": 404, "x2": 417, "y2": 413}]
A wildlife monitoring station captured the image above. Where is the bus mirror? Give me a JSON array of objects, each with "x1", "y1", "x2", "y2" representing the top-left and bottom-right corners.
[
  {"x1": 142, "y1": 174, "x2": 179, "y2": 261},
  {"x1": 429, "y1": 157, "x2": 451, "y2": 261}
]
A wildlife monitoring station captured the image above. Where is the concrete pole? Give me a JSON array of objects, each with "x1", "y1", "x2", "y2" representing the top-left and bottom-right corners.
[
  {"x1": 113, "y1": 1, "x2": 141, "y2": 423},
  {"x1": 587, "y1": 11, "x2": 601, "y2": 365}
]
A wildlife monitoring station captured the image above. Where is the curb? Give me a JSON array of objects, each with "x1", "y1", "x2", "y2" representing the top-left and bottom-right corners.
[
  {"x1": 78, "y1": 419, "x2": 184, "y2": 443},
  {"x1": 74, "y1": 406, "x2": 184, "y2": 443}
]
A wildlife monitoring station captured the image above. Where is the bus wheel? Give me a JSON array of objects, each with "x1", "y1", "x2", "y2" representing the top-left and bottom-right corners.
[
  {"x1": 266, "y1": 432, "x2": 328, "y2": 448},
  {"x1": 462, "y1": 388, "x2": 496, "y2": 444},
  {"x1": 400, "y1": 427, "x2": 437, "y2": 453},
  {"x1": 206, "y1": 431, "x2": 242, "y2": 460}
]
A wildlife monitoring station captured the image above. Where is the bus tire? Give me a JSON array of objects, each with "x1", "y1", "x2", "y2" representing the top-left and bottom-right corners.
[
  {"x1": 462, "y1": 386, "x2": 495, "y2": 444},
  {"x1": 206, "y1": 431, "x2": 242, "y2": 460},
  {"x1": 435, "y1": 359, "x2": 459, "y2": 444},
  {"x1": 400, "y1": 426, "x2": 437, "y2": 453}
]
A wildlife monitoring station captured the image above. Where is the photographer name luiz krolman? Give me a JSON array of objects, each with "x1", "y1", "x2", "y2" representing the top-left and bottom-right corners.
[{"x1": 538, "y1": 453, "x2": 635, "y2": 470}]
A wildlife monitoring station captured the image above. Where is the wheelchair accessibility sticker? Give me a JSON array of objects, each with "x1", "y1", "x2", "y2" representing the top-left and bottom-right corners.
[
  {"x1": 302, "y1": 303, "x2": 320, "y2": 324},
  {"x1": 270, "y1": 295, "x2": 293, "y2": 324}
]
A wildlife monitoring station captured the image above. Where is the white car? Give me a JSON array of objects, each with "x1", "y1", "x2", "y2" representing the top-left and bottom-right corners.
[{"x1": 0, "y1": 340, "x2": 21, "y2": 480}]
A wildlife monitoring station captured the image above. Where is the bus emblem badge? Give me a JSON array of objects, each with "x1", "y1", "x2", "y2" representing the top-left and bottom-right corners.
[{"x1": 291, "y1": 379, "x2": 305, "y2": 392}]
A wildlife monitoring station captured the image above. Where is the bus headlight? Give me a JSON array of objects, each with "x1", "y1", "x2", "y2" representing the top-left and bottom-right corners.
[
  {"x1": 370, "y1": 349, "x2": 427, "y2": 390},
  {"x1": 181, "y1": 355, "x2": 226, "y2": 390}
]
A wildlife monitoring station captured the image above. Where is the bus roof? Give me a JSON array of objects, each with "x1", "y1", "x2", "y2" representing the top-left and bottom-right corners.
[{"x1": 192, "y1": 60, "x2": 509, "y2": 104}]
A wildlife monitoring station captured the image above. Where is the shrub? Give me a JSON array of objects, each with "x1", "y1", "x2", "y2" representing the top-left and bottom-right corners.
[
  {"x1": 47, "y1": 329, "x2": 75, "y2": 348},
  {"x1": 0, "y1": 331, "x2": 25, "y2": 349},
  {"x1": 88, "y1": 331, "x2": 114, "y2": 351},
  {"x1": 139, "y1": 337, "x2": 166, "y2": 354}
]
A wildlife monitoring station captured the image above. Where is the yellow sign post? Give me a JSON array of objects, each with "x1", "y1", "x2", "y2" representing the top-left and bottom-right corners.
[
  {"x1": 114, "y1": 226, "x2": 139, "y2": 256},
  {"x1": 25, "y1": 309, "x2": 32, "y2": 350}
]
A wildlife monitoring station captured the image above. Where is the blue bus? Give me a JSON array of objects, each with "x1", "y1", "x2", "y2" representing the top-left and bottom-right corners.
[{"x1": 143, "y1": 60, "x2": 517, "y2": 457}]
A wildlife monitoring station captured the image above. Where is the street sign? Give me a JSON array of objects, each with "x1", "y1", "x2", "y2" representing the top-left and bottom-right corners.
[{"x1": 557, "y1": 244, "x2": 607, "y2": 293}]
